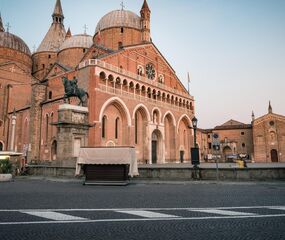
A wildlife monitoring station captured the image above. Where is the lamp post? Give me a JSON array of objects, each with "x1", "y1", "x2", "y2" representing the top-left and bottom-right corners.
[
  {"x1": 191, "y1": 116, "x2": 200, "y2": 179},
  {"x1": 192, "y1": 116, "x2": 198, "y2": 148}
]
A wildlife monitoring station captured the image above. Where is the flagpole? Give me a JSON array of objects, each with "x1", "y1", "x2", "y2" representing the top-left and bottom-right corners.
[{"x1": 187, "y1": 72, "x2": 190, "y2": 94}]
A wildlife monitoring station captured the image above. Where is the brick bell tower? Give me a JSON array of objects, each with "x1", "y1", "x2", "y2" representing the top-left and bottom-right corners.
[{"x1": 140, "y1": 0, "x2": 151, "y2": 42}]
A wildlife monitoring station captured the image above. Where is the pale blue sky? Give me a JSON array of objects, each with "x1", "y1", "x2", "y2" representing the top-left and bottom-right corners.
[{"x1": 1, "y1": 0, "x2": 284, "y2": 128}]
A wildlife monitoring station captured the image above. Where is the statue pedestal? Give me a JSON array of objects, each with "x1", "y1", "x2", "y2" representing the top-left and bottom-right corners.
[{"x1": 54, "y1": 104, "x2": 91, "y2": 167}]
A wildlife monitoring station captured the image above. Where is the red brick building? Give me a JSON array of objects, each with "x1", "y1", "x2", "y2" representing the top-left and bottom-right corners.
[
  {"x1": 197, "y1": 103, "x2": 285, "y2": 163},
  {"x1": 0, "y1": 0, "x2": 195, "y2": 165}
]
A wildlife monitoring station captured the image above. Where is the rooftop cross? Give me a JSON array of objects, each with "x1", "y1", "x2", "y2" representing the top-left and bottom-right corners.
[
  {"x1": 120, "y1": 1, "x2": 125, "y2": 10},
  {"x1": 83, "y1": 24, "x2": 88, "y2": 34},
  {"x1": 5, "y1": 22, "x2": 11, "y2": 32}
]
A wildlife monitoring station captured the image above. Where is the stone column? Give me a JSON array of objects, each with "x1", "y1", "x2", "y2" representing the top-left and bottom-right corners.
[{"x1": 9, "y1": 112, "x2": 16, "y2": 151}]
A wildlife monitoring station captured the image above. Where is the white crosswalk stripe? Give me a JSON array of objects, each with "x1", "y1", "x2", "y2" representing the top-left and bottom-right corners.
[
  {"x1": 190, "y1": 209, "x2": 256, "y2": 216},
  {"x1": 268, "y1": 207, "x2": 285, "y2": 211},
  {"x1": 20, "y1": 211, "x2": 88, "y2": 221},
  {"x1": 116, "y1": 210, "x2": 179, "y2": 218}
]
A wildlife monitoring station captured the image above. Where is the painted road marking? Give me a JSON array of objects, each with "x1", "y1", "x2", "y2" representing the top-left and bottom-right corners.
[
  {"x1": 0, "y1": 214, "x2": 285, "y2": 225},
  {"x1": 116, "y1": 210, "x2": 179, "y2": 218},
  {"x1": 268, "y1": 207, "x2": 285, "y2": 211},
  {"x1": 0, "y1": 205, "x2": 284, "y2": 212},
  {"x1": 190, "y1": 209, "x2": 256, "y2": 216},
  {"x1": 20, "y1": 211, "x2": 88, "y2": 221}
]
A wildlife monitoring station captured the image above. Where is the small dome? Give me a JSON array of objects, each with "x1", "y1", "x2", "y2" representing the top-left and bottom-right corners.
[
  {"x1": 95, "y1": 10, "x2": 141, "y2": 34},
  {"x1": 59, "y1": 34, "x2": 93, "y2": 51},
  {"x1": 0, "y1": 32, "x2": 31, "y2": 55}
]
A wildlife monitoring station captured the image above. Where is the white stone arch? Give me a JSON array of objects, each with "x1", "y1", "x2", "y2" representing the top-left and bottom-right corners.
[
  {"x1": 151, "y1": 107, "x2": 162, "y2": 124},
  {"x1": 106, "y1": 140, "x2": 116, "y2": 146},
  {"x1": 177, "y1": 114, "x2": 193, "y2": 134},
  {"x1": 162, "y1": 111, "x2": 177, "y2": 126},
  {"x1": 98, "y1": 97, "x2": 132, "y2": 126},
  {"x1": 132, "y1": 103, "x2": 151, "y2": 122}
]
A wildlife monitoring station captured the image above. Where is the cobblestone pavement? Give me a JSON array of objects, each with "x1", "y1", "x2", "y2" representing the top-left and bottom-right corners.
[{"x1": 0, "y1": 179, "x2": 285, "y2": 240}]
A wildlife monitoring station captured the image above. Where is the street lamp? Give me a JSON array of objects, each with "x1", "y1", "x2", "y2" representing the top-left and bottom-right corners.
[
  {"x1": 192, "y1": 116, "x2": 198, "y2": 148},
  {"x1": 191, "y1": 116, "x2": 200, "y2": 178}
]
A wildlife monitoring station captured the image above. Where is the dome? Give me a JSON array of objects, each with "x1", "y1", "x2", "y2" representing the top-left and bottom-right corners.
[
  {"x1": 0, "y1": 32, "x2": 31, "y2": 55},
  {"x1": 59, "y1": 34, "x2": 93, "y2": 51},
  {"x1": 95, "y1": 10, "x2": 141, "y2": 34}
]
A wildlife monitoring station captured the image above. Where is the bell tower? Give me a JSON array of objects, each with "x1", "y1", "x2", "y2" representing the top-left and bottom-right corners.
[
  {"x1": 52, "y1": 0, "x2": 64, "y2": 24},
  {"x1": 140, "y1": 0, "x2": 151, "y2": 42}
]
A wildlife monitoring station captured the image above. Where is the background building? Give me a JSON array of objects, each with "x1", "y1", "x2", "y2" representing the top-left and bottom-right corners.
[{"x1": 197, "y1": 103, "x2": 285, "y2": 163}]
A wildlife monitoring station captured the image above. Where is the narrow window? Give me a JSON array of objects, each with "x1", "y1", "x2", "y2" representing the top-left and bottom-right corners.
[
  {"x1": 118, "y1": 42, "x2": 123, "y2": 49},
  {"x1": 242, "y1": 143, "x2": 246, "y2": 147},
  {"x1": 45, "y1": 114, "x2": 49, "y2": 143},
  {"x1": 135, "y1": 113, "x2": 138, "y2": 144},
  {"x1": 48, "y1": 54, "x2": 51, "y2": 59},
  {"x1": 241, "y1": 132, "x2": 245, "y2": 135},
  {"x1": 102, "y1": 116, "x2": 106, "y2": 138},
  {"x1": 83, "y1": 48, "x2": 86, "y2": 53},
  {"x1": 42, "y1": 64, "x2": 45, "y2": 68},
  {"x1": 48, "y1": 91, "x2": 52, "y2": 99},
  {"x1": 120, "y1": 27, "x2": 124, "y2": 33},
  {"x1": 115, "y1": 117, "x2": 119, "y2": 139},
  {"x1": 208, "y1": 143, "x2": 212, "y2": 149}
]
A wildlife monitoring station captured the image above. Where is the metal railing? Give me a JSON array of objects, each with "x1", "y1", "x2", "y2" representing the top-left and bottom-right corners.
[{"x1": 97, "y1": 84, "x2": 193, "y2": 114}]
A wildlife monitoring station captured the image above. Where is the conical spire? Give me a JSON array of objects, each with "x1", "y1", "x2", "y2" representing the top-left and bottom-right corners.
[
  {"x1": 36, "y1": 0, "x2": 66, "y2": 52},
  {"x1": 52, "y1": 0, "x2": 64, "y2": 24},
  {"x1": 53, "y1": 0, "x2": 63, "y2": 16},
  {"x1": 141, "y1": 0, "x2": 150, "y2": 12},
  {"x1": 65, "y1": 27, "x2": 71, "y2": 39},
  {"x1": 268, "y1": 101, "x2": 273, "y2": 114},
  {"x1": 0, "y1": 13, "x2": 5, "y2": 32}
]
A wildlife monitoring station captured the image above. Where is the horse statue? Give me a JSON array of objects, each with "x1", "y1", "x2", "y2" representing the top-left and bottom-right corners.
[{"x1": 62, "y1": 76, "x2": 89, "y2": 106}]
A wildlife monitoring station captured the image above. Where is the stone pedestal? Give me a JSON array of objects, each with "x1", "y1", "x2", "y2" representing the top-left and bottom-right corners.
[{"x1": 54, "y1": 104, "x2": 91, "y2": 167}]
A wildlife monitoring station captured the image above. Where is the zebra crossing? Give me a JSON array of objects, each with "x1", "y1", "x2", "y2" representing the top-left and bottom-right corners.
[{"x1": 0, "y1": 206, "x2": 285, "y2": 225}]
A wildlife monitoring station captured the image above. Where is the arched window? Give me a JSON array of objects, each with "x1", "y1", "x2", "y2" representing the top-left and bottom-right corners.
[
  {"x1": 45, "y1": 114, "x2": 49, "y2": 143},
  {"x1": 0, "y1": 141, "x2": 3, "y2": 151},
  {"x1": 50, "y1": 113, "x2": 54, "y2": 138},
  {"x1": 115, "y1": 117, "x2": 119, "y2": 139},
  {"x1": 102, "y1": 115, "x2": 107, "y2": 138}
]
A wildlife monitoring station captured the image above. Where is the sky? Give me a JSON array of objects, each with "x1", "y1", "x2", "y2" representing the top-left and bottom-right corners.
[{"x1": 1, "y1": 0, "x2": 284, "y2": 128}]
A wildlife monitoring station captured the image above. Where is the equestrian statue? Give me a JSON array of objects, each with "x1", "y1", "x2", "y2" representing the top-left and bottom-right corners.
[{"x1": 62, "y1": 76, "x2": 89, "y2": 106}]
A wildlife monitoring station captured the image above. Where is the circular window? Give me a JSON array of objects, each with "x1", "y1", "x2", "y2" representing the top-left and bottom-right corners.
[
  {"x1": 269, "y1": 121, "x2": 274, "y2": 126},
  {"x1": 146, "y1": 63, "x2": 156, "y2": 80}
]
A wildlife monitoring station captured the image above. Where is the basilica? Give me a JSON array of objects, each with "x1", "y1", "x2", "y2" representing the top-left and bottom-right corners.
[
  {"x1": 0, "y1": 0, "x2": 195, "y2": 165},
  {"x1": 0, "y1": 0, "x2": 284, "y2": 166}
]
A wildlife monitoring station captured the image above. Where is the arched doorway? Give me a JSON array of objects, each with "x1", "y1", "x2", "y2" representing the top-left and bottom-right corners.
[
  {"x1": 51, "y1": 140, "x2": 57, "y2": 161},
  {"x1": 271, "y1": 149, "x2": 278, "y2": 162},
  {"x1": 0, "y1": 141, "x2": 3, "y2": 151},
  {"x1": 223, "y1": 146, "x2": 232, "y2": 161},
  {"x1": 151, "y1": 130, "x2": 162, "y2": 164}
]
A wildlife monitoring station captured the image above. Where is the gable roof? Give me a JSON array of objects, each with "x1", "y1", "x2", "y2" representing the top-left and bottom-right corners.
[
  {"x1": 99, "y1": 42, "x2": 189, "y2": 95},
  {"x1": 214, "y1": 119, "x2": 252, "y2": 130}
]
